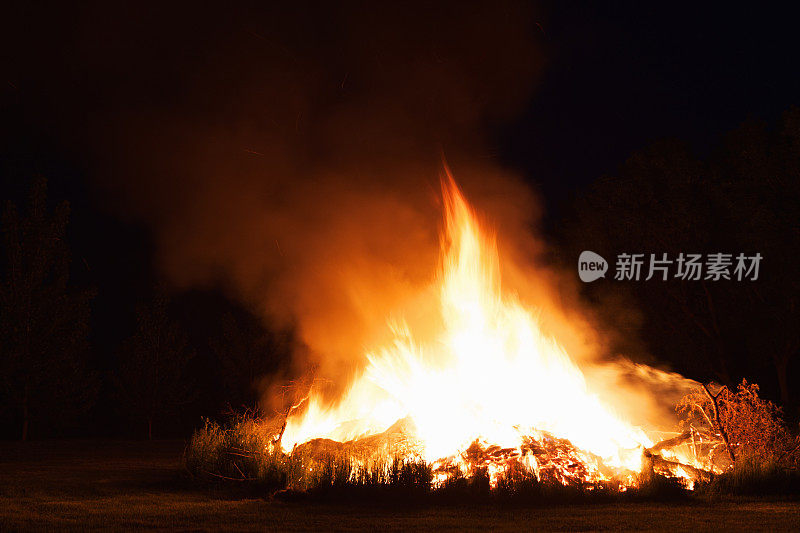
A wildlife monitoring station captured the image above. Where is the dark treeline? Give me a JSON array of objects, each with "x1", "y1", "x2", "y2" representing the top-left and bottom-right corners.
[
  {"x1": 560, "y1": 107, "x2": 800, "y2": 420},
  {"x1": 1, "y1": 109, "x2": 799, "y2": 439},
  {"x1": 0, "y1": 178, "x2": 294, "y2": 440}
]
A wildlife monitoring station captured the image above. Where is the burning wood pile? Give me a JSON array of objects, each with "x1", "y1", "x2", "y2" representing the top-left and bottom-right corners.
[
  {"x1": 276, "y1": 412, "x2": 725, "y2": 490},
  {"x1": 188, "y1": 373, "x2": 799, "y2": 495},
  {"x1": 257, "y1": 173, "x2": 739, "y2": 491}
]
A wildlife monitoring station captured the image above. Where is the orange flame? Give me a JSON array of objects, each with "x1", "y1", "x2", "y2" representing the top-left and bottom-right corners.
[{"x1": 280, "y1": 171, "x2": 657, "y2": 483}]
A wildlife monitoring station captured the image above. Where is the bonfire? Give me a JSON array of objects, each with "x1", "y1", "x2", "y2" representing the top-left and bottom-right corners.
[{"x1": 251, "y1": 170, "x2": 731, "y2": 491}]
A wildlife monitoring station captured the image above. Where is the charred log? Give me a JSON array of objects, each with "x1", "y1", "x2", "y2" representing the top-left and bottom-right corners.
[{"x1": 643, "y1": 448, "x2": 713, "y2": 483}]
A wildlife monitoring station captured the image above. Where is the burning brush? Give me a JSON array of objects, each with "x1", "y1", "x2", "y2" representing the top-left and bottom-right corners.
[{"x1": 261, "y1": 171, "x2": 725, "y2": 490}]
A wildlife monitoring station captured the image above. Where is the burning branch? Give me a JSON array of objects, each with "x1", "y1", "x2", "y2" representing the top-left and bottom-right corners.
[
  {"x1": 644, "y1": 431, "x2": 716, "y2": 484},
  {"x1": 647, "y1": 430, "x2": 692, "y2": 454},
  {"x1": 273, "y1": 393, "x2": 311, "y2": 447},
  {"x1": 702, "y1": 383, "x2": 735, "y2": 464},
  {"x1": 643, "y1": 450, "x2": 713, "y2": 484}
]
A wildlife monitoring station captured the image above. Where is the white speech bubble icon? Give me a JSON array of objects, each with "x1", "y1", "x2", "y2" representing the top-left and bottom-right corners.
[{"x1": 578, "y1": 251, "x2": 608, "y2": 282}]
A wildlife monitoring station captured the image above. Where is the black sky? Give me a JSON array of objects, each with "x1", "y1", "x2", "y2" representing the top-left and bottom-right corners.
[
  {"x1": 500, "y1": 2, "x2": 800, "y2": 220},
  {"x1": 4, "y1": 2, "x2": 799, "y2": 219}
]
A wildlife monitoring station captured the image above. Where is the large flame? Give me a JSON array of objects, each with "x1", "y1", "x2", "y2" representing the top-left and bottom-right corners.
[{"x1": 280, "y1": 172, "x2": 654, "y2": 483}]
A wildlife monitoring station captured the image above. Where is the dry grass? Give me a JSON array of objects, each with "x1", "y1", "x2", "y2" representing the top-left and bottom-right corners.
[
  {"x1": 185, "y1": 414, "x2": 800, "y2": 505},
  {"x1": 2, "y1": 440, "x2": 800, "y2": 531},
  {"x1": 185, "y1": 416, "x2": 698, "y2": 503}
]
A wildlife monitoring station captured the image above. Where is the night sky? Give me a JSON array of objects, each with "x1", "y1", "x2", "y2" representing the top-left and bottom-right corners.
[
  {"x1": 1, "y1": 1, "x2": 799, "y2": 435},
  {"x1": 6, "y1": 3, "x2": 799, "y2": 212},
  {"x1": 501, "y1": 3, "x2": 800, "y2": 220}
]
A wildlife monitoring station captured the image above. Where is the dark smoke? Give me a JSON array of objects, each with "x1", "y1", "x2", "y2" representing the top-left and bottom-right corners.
[
  {"x1": 4, "y1": 2, "x2": 544, "y2": 389},
  {"x1": 3, "y1": 2, "x2": 700, "y2": 428}
]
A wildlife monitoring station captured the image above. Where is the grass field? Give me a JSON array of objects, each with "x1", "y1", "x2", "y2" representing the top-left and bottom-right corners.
[{"x1": 1, "y1": 441, "x2": 799, "y2": 531}]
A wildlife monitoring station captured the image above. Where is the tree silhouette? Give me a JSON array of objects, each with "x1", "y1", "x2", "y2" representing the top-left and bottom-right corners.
[
  {"x1": 210, "y1": 310, "x2": 292, "y2": 409},
  {"x1": 0, "y1": 178, "x2": 95, "y2": 440},
  {"x1": 720, "y1": 109, "x2": 800, "y2": 408},
  {"x1": 116, "y1": 294, "x2": 195, "y2": 439},
  {"x1": 564, "y1": 107, "x2": 800, "y2": 412}
]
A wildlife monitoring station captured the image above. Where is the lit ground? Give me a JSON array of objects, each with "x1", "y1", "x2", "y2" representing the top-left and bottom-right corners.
[{"x1": 1, "y1": 441, "x2": 799, "y2": 531}]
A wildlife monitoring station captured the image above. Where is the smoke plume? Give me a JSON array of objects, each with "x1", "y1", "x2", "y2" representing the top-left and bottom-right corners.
[
  {"x1": 6, "y1": 2, "x2": 697, "y2": 424},
  {"x1": 50, "y1": 4, "x2": 542, "y2": 383}
]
